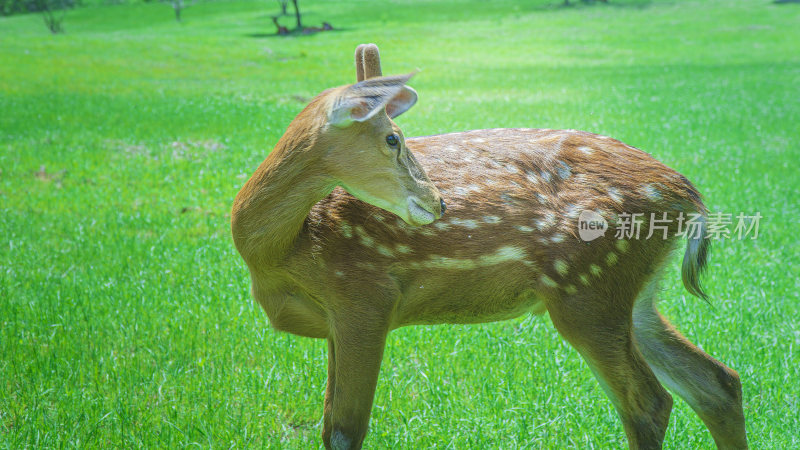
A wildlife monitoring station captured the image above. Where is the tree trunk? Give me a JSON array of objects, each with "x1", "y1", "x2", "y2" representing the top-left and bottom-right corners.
[
  {"x1": 41, "y1": 5, "x2": 64, "y2": 33},
  {"x1": 173, "y1": 0, "x2": 182, "y2": 22},
  {"x1": 292, "y1": 0, "x2": 301, "y2": 29}
]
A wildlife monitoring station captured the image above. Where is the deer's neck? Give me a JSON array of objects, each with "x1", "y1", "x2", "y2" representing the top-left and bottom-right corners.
[{"x1": 232, "y1": 134, "x2": 335, "y2": 268}]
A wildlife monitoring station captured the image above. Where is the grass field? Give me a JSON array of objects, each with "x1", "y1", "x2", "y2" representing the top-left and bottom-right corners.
[{"x1": 1, "y1": 0, "x2": 799, "y2": 447}]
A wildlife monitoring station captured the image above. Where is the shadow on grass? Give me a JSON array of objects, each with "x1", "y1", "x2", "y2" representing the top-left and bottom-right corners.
[
  {"x1": 520, "y1": 0, "x2": 654, "y2": 12},
  {"x1": 245, "y1": 27, "x2": 350, "y2": 39}
]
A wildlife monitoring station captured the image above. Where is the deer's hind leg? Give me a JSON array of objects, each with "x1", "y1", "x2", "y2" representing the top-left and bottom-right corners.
[
  {"x1": 632, "y1": 286, "x2": 747, "y2": 449},
  {"x1": 546, "y1": 288, "x2": 673, "y2": 450}
]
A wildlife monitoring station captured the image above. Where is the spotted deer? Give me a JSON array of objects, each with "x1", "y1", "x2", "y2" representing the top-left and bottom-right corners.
[{"x1": 230, "y1": 44, "x2": 747, "y2": 449}]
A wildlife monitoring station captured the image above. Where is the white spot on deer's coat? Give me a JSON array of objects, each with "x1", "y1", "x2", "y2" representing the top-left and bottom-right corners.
[
  {"x1": 417, "y1": 227, "x2": 436, "y2": 237},
  {"x1": 483, "y1": 215, "x2": 501, "y2": 224},
  {"x1": 579, "y1": 273, "x2": 590, "y2": 286},
  {"x1": 536, "y1": 193, "x2": 548, "y2": 205},
  {"x1": 354, "y1": 226, "x2": 374, "y2": 247},
  {"x1": 486, "y1": 159, "x2": 502, "y2": 170},
  {"x1": 606, "y1": 252, "x2": 618, "y2": 266},
  {"x1": 574, "y1": 174, "x2": 589, "y2": 185},
  {"x1": 554, "y1": 260, "x2": 569, "y2": 276},
  {"x1": 641, "y1": 183, "x2": 662, "y2": 201},
  {"x1": 564, "y1": 203, "x2": 581, "y2": 219},
  {"x1": 536, "y1": 212, "x2": 556, "y2": 230},
  {"x1": 421, "y1": 246, "x2": 527, "y2": 270},
  {"x1": 454, "y1": 185, "x2": 483, "y2": 196},
  {"x1": 335, "y1": 271, "x2": 344, "y2": 277},
  {"x1": 340, "y1": 223, "x2": 353, "y2": 239},
  {"x1": 425, "y1": 255, "x2": 477, "y2": 270},
  {"x1": 449, "y1": 218, "x2": 479, "y2": 229},
  {"x1": 376, "y1": 244, "x2": 395, "y2": 257},
  {"x1": 556, "y1": 161, "x2": 572, "y2": 180},
  {"x1": 578, "y1": 146, "x2": 594, "y2": 155},
  {"x1": 564, "y1": 284, "x2": 577, "y2": 294},
  {"x1": 500, "y1": 193, "x2": 519, "y2": 206},
  {"x1": 434, "y1": 221, "x2": 451, "y2": 231},
  {"x1": 396, "y1": 244, "x2": 412, "y2": 254},
  {"x1": 505, "y1": 164, "x2": 519, "y2": 174},
  {"x1": 540, "y1": 275, "x2": 559, "y2": 288},
  {"x1": 615, "y1": 240, "x2": 629, "y2": 253},
  {"x1": 478, "y1": 246, "x2": 527, "y2": 265},
  {"x1": 541, "y1": 171, "x2": 552, "y2": 183},
  {"x1": 607, "y1": 187, "x2": 623, "y2": 204},
  {"x1": 516, "y1": 225, "x2": 534, "y2": 232},
  {"x1": 590, "y1": 264, "x2": 602, "y2": 277},
  {"x1": 550, "y1": 233, "x2": 566, "y2": 243},
  {"x1": 525, "y1": 170, "x2": 538, "y2": 184}
]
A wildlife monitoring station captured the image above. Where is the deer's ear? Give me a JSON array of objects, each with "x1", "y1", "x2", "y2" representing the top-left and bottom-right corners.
[
  {"x1": 328, "y1": 73, "x2": 416, "y2": 127},
  {"x1": 386, "y1": 85, "x2": 417, "y2": 119}
]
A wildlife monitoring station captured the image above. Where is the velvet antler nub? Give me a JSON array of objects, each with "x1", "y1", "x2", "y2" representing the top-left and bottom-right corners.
[
  {"x1": 362, "y1": 43, "x2": 382, "y2": 79},
  {"x1": 354, "y1": 44, "x2": 367, "y2": 82}
]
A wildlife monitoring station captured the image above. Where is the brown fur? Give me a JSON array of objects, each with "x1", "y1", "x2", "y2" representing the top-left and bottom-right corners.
[{"x1": 230, "y1": 46, "x2": 747, "y2": 450}]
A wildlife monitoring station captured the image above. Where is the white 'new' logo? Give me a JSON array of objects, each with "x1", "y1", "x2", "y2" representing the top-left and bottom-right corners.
[{"x1": 578, "y1": 210, "x2": 608, "y2": 242}]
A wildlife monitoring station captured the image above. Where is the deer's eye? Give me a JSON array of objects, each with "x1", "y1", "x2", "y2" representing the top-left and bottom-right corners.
[{"x1": 386, "y1": 134, "x2": 399, "y2": 148}]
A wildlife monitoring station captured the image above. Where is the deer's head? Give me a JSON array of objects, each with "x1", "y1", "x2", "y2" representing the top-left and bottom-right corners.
[
  {"x1": 269, "y1": 44, "x2": 443, "y2": 226},
  {"x1": 316, "y1": 72, "x2": 444, "y2": 226}
]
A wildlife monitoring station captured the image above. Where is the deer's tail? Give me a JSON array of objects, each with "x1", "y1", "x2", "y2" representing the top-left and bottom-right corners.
[{"x1": 681, "y1": 214, "x2": 711, "y2": 300}]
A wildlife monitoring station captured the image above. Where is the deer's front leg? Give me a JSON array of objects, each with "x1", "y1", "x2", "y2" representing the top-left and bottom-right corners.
[{"x1": 322, "y1": 310, "x2": 389, "y2": 450}]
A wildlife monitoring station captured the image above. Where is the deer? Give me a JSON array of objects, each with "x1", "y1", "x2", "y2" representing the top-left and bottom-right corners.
[{"x1": 230, "y1": 43, "x2": 747, "y2": 449}]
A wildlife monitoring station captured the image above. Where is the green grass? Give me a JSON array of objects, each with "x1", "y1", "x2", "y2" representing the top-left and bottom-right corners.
[{"x1": 1, "y1": 0, "x2": 799, "y2": 447}]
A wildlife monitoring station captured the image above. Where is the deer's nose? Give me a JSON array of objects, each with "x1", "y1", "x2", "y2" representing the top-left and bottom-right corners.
[{"x1": 440, "y1": 198, "x2": 447, "y2": 216}]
